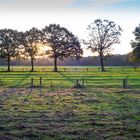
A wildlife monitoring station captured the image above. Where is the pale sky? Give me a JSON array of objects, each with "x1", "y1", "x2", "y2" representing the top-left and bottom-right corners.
[{"x1": 0, "y1": 0, "x2": 140, "y2": 56}]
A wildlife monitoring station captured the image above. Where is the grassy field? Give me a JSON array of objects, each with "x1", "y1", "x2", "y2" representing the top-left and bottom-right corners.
[
  {"x1": 0, "y1": 66, "x2": 140, "y2": 88},
  {"x1": 0, "y1": 66, "x2": 139, "y2": 72},
  {"x1": 0, "y1": 87, "x2": 140, "y2": 140},
  {"x1": 0, "y1": 66, "x2": 140, "y2": 139}
]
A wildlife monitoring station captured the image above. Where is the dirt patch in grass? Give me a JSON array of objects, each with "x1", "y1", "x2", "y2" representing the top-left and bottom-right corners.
[{"x1": 0, "y1": 87, "x2": 140, "y2": 139}]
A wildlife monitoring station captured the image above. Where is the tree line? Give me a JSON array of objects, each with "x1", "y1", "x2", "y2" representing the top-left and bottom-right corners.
[
  {"x1": 0, "y1": 24, "x2": 83, "y2": 72},
  {"x1": 0, "y1": 54, "x2": 132, "y2": 66},
  {"x1": 0, "y1": 19, "x2": 140, "y2": 72}
]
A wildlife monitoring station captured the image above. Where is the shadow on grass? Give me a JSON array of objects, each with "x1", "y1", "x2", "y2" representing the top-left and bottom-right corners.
[
  {"x1": 58, "y1": 71, "x2": 75, "y2": 84},
  {"x1": 12, "y1": 72, "x2": 32, "y2": 87}
]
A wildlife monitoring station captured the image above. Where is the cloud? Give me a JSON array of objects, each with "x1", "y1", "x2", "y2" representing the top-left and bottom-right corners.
[
  {"x1": 68, "y1": 0, "x2": 126, "y2": 9},
  {"x1": 0, "y1": 0, "x2": 74, "y2": 12},
  {"x1": 15, "y1": 0, "x2": 73, "y2": 6},
  {"x1": 84, "y1": 0, "x2": 124, "y2": 5},
  {"x1": 91, "y1": 0, "x2": 124, "y2": 5}
]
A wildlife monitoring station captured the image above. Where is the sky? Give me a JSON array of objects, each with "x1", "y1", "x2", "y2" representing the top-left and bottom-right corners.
[{"x1": 0, "y1": 0, "x2": 140, "y2": 56}]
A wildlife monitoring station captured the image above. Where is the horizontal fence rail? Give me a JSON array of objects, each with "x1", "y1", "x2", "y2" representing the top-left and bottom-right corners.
[
  {"x1": 1, "y1": 66, "x2": 140, "y2": 88},
  {"x1": 0, "y1": 76, "x2": 140, "y2": 88},
  {"x1": 0, "y1": 67, "x2": 140, "y2": 72}
]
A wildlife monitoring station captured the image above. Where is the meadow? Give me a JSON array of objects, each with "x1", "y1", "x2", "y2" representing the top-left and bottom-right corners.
[
  {"x1": 0, "y1": 66, "x2": 140, "y2": 88},
  {"x1": 0, "y1": 87, "x2": 140, "y2": 140},
  {"x1": 0, "y1": 66, "x2": 140, "y2": 140}
]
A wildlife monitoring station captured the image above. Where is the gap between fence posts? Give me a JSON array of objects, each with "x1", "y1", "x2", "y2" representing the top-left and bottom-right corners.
[
  {"x1": 50, "y1": 81, "x2": 54, "y2": 91},
  {"x1": 122, "y1": 67, "x2": 124, "y2": 72}
]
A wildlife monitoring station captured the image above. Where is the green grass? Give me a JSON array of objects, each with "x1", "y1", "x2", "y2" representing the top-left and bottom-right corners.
[
  {"x1": 0, "y1": 66, "x2": 140, "y2": 88},
  {"x1": 0, "y1": 87, "x2": 140, "y2": 139},
  {"x1": 0, "y1": 66, "x2": 140, "y2": 139},
  {"x1": 0, "y1": 65, "x2": 139, "y2": 72}
]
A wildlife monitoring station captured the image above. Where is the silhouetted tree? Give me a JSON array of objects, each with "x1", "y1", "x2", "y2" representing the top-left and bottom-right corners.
[
  {"x1": 131, "y1": 24, "x2": 140, "y2": 65},
  {"x1": 127, "y1": 52, "x2": 138, "y2": 70},
  {"x1": 85, "y1": 19, "x2": 122, "y2": 71},
  {"x1": 0, "y1": 29, "x2": 22, "y2": 71},
  {"x1": 42, "y1": 24, "x2": 83, "y2": 72},
  {"x1": 22, "y1": 28, "x2": 43, "y2": 72}
]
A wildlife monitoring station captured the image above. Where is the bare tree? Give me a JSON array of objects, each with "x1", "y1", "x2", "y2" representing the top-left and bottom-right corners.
[
  {"x1": 85, "y1": 19, "x2": 122, "y2": 71},
  {"x1": 42, "y1": 24, "x2": 83, "y2": 72}
]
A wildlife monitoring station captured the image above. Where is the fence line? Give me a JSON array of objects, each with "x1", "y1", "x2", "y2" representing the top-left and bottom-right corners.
[
  {"x1": 0, "y1": 76, "x2": 140, "y2": 88},
  {"x1": 0, "y1": 67, "x2": 140, "y2": 72}
]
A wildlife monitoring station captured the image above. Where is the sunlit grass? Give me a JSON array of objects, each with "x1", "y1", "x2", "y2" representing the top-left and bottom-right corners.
[{"x1": 0, "y1": 66, "x2": 140, "y2": 88}]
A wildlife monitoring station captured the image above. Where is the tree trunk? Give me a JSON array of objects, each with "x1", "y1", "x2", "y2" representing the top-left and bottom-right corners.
[
  {"x1": 7, "y1": 55, "x2": 11, "y2": 72},
  {"x1": 54, "y1": 57, "x2": 58, "y2": 72},
  {"x1": 134, "y1": 64, "x2": 137, "y2": 72},
  {"x1": 31, "y1": 56, "x2": 34, "y2": 72},
  {"x1": 100, "y1": 53, "x2": 105, "y2": 72}
]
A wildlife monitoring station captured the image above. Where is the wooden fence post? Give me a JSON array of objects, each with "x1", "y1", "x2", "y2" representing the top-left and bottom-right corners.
[
  {"x1": 123, "y1": 79, "x2": 125, "y2": 88},
  {"x1": 40, "y1": 77, "x2": 42, "y2": 88},
  {"x1": 125, "y1": 78, "x2": 128, "y2": 87},
  {"x1": 82, "y1": 77, "x2": 85, "y2": 87},
  {"x1": 31, "y1": 78, "x2": 34, "y2": 88},
  {"x1": 123, "y1": 78, "x2": 127, "y2": 88},
  {"x1": 39, "y1": 77, "x2": 42, "y2": 95},
  {"x1": 0, "y1": 77, "x2": 2, "y2": 84},
  {"x1": 76, "y1": 79, "x2": 79, "y2": 87}
]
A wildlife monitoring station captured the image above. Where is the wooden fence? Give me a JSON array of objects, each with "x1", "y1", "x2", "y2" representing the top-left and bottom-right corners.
[
  {"x1": 0, "y1": 67, "x2": 140, "y2": 72},
  {"x1": 0, "y1": 77, "x2": 140, "y2": 89}
]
